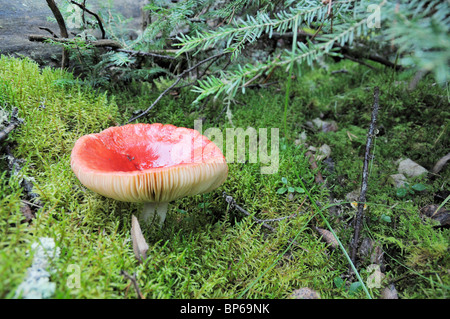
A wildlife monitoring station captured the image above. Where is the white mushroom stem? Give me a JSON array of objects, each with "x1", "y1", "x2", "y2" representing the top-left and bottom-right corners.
[{"x1": 140, "y1": 202, "x2": 169, "y2": 227}]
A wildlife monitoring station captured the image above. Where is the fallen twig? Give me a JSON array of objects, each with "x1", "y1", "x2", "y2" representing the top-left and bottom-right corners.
[
  {"x1": 28, "y1": 35, "x2": 177, "y2": 61},
  {"x1": 120, "y1": 270, "x2": 144, "y2": 299},
  {"x1": 350, "y1": 86, "x2": 380, "y2": 266},
  {"x1": 126, "y1": 52, "x2": 229, "y2": 124},
  {"x1": 222, "y1": 192, "x2": 308, "y2": 252}
]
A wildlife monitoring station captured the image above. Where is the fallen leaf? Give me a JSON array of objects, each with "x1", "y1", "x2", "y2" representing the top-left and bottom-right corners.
[
  {"x1": 131, "y1": 215, "x2": 149, "y2": 263},
  {"x1": 289, "y1": 287, "x2": 320, "y2": 299},
  {"x1": 350, "y1": 202, "x2": 367, "y2": 210},
  {"x1": 381, "y1": 283, "x2": 398, "y2": 299}
]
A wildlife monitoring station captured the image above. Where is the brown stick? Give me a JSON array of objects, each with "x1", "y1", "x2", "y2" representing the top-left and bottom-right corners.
[
  {"x1": 28, "y1": 35, "x2": 178, "y2": 61},
  {"x1": 45, "y1": 0, "x2": 69, "y2": 68},
  {"x1": 120, "y1": 271, "x2": 144, "y2": 299},
  {"x1": 350, "y1": 87, "x2": 380, "y2": 266}
]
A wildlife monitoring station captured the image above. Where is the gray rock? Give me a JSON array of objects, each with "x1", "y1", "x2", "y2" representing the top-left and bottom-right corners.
[{"x1": 397, "y1": 158, "x2": 428, "y2": 178}]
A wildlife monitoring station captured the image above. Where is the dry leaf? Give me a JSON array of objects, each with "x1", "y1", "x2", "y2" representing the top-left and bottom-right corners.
[
  {"x1": 131, "y1": 215, "x2": 149, "y2": 263},
  {"x1": 315, "y1": 227, "x2": 338, "y2": 249},
  {"x1": 381, "y1": 284, "x2": 398, "y2": 299},
  {"x1": 431, "y1": 153, "x2": 450, "y2": 174},
  {"x1": 289, "y1": 287, "x2": 321, "y2": 299}
]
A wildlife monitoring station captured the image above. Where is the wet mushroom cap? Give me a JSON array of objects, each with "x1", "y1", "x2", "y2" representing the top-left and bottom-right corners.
[{"x1": 71, "y1": 123, "x2": 228, "y2": 202}]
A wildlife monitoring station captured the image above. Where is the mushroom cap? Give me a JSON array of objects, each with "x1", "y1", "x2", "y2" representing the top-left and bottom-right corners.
[{"x1": 71, "y1": 123, "x2": 228, "y2": 202}]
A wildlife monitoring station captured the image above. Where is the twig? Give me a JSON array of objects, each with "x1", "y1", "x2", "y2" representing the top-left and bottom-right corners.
[
  {"x1": 120, "y1": 270, "x2": 144, "y2": 299},
  {"x1": 350, "y1": 86, "x2": 380, "y2": 266},
  {"x1": 70, "y1": 0, "x2": 106, "y2": 39},
  {"x1": 126, "y1": 52, "x2": 229, "y2": 124},
  {"x1": 45, "y1": 0, "x2": 69, "y2": 68},
  {"x1": 222, "y1": 192, "x2": 308, "y2": 252}
]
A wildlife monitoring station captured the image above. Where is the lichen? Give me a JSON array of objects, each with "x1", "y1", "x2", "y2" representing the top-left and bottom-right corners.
[{"x1": 15, "y1": 237, "x2": 60, "y2": 299}]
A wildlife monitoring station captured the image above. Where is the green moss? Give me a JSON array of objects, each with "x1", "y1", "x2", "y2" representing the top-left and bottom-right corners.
[{"x1": 0, "y1": 56, "x2": 448, "y2": 299}]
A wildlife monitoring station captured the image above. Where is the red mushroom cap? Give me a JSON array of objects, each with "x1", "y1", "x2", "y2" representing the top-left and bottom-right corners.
[{"x1": 71, "y1": 123, "x2": 228, "y2": 202}]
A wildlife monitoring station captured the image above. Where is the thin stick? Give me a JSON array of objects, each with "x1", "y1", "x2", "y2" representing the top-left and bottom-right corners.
[
  {"x1": 126, "y1": 52, "x2": 228, "y2": 124},
  {"x1": 350, "y1": 86, "x2": 380, "y2": 265}
]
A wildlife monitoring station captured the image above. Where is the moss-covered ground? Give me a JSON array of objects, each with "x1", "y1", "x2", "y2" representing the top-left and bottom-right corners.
[{"x1": 0, "y1": 55, "x2": 448, "y2": 299}]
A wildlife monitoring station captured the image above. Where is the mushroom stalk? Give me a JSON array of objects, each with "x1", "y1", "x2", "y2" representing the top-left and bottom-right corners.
[{"x1": 141, "y1": 202, "x2": 169, "y2": 227}]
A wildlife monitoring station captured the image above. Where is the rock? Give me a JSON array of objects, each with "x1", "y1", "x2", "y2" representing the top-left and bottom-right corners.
[
  {"x1": 389, "y1": 173, "x2": 407, "y2": 188},
  {"x1": 397, "y1": 158, "x2": 428, "y2": 178},
  {"x1": 0, "y1": 0, "x2": 145, "y2": 66},
  {"x1": 289, "y1": 287, "x2": 321, "y2": 299}
]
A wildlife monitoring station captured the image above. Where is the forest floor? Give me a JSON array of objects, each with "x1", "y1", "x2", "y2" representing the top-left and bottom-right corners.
[{"x1": 0, "y1": 55, "x2": 449, "y2": 299}]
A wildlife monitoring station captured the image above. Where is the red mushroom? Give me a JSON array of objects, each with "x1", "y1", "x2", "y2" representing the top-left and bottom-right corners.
[{"x1": 71, "y1": 123, "x2": 228, "y2": 226}]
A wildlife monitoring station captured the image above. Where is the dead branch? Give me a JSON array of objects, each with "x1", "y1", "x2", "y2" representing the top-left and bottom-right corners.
[
  {"x1": 431, "y1": 152, "x2": 450, "y2": 175},
  {"x1": 0, "y1": 108, "x2": 24, "y2": 143},
  {"x1": 69, "y1": 0, "x2": 106, "y2": 39},
  {"x1": 3, "y1": 144, "x2": 41, "y2": 205},
  {"x1": 350, "y1": 86, "x2": 380, "y2": 266},
  {"x1": 45, "y1": 0, "x2": 69, "y2": 68}
]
